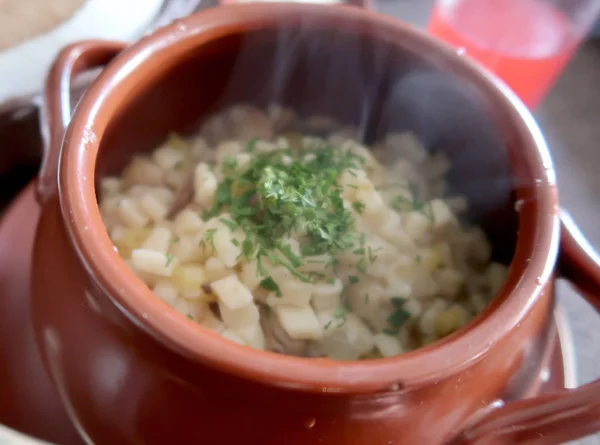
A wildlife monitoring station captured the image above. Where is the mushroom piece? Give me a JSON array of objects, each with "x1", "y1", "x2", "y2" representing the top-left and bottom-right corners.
[
  {"x1": 260, "y1": 306, "x2": 309, "y2": 357},
  {"x1": 166, "y1": 171, "x2": 195, "y2": 219}
]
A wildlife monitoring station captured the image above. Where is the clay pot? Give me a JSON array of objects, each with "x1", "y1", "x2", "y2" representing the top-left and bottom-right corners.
[{"x1": 31, "y1": 4, "x2": 600, "y2": 444}]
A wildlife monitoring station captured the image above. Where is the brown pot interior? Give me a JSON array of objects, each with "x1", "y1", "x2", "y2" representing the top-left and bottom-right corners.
[{"x1": 96, "y1": 25, "x2": 519, "y2": 269}]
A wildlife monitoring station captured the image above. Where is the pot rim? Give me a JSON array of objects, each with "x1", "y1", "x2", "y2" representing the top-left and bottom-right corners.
[{"x1": 57, "y1": 3, "x2": 559, "y2": 392}]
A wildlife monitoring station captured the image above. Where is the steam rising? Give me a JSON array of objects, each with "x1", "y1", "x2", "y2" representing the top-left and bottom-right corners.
[{"x1": 201, "y1": 15, "x2": 517, "y2": 263}]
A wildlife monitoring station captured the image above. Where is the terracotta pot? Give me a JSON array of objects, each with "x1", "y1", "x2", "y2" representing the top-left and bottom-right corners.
[{"x1": 31, "y1": 4, "x2": 600, "y2": 444}]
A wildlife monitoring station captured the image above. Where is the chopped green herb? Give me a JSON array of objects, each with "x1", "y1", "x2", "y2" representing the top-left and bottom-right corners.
[
  {"x1": 353, "y1": 247, "x2": 365, "y2": 255},
  {"x1": 382, "y1": 328, "x2": 399, "y2": 336},
  {"x1": 324, "y1": 320, "x2": 333, "y2": 329},
  {"x1": 259, "y1": 277, "x2": 281, "y2": 297},
  {"x1": 356, "y1": 258, "x2": 367, "y2": 273},
  {"x1": 368, "y1": 246, "x2": 379, "y2": 264},
  {"x1": 221, "y1": 155, "x2": 237, "y2": 172},
  {"x1": 347, "y1": 184, "x2": 358, "y2": 189},
  {"x1": 352, "y1": 201, "x2": 365, "y2": 214},
  {"x1": 278, "y1": 244, "x2": 303, "y2": 268},
  {"x1": 186, "y1": 313, "x2": 193, "y2": 320},
  {"x1": 334, "y1": 307, "x2": 345, "y2": 319},
  {"x1": 174, "y1": 160, "x2": 184, "y2": 170},
  {"x1": 415, "y1": 254, "x2": 422, "y2": 263},
  {"x1": 365, "y1": 293, "x2": 370, "y2": 303},
  {"x1": 246, "y1": 138, "x2": 258, "y2": 153},
  {"x1": 387, "y1": 308, "x2": 411, "y2": 329},
  {"x1": 326, "y1": 277, "x2": 335, "y2": 285},
  {"x1": 172, "y1": 235, "x2": 180, "y2": 243},
  {"x1": 200, "y1": 139, "x2": 367, "y2": 289},
  {"x1": 348, "y1": 275, "x2": 360, "y2": 284},
  {"x1": 325, "y1": 258, "x2": 339, "y2": 273},
  {"x1": 219, "y1": 217, "x2": 238, "y2": 230},
  {"x1": 391, "y1": 196, "x2": 435, "y2": 222},
  {"x1": 231, "y1": 239, "x2": 240, "y2": 246},
  {"x1": 391, "y1": 297, "x2": 407, "y2": 308},
  {"x1": 359, "y1": 232, "x2": 366, "y2": 247},
  {"x1": 344, "y1": 299, "x2": 352, "y2": 311},
  {"x1": 242, "y1": 239, "x2": 255, "y2": 260},
  {"x1": 199, "y1": 229, "x2": 217, "y2": 252},
  {"x1": 165, "y1": 253, "x2": 174, "y2": 267}
]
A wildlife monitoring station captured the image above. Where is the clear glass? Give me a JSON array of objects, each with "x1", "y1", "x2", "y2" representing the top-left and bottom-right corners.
[{"x1": 427, "y1": 0, "x2": 600, "y2": 109}]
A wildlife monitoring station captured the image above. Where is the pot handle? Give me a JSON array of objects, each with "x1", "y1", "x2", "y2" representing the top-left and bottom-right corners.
[
  {"x1": 448, "y1": 210, "x2": 600, "y2": 445},
  {"x1": 37, "y1": 40, "x2": 126, "y2": 204}
]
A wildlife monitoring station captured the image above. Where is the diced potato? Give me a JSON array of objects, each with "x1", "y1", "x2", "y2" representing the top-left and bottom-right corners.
[
  {"x1": 384, "y1": 132, "x2": 428, "y2": 164},
  {"x1": 194, "y1": 163, "x2": 217, "y2": 208},
  {"x1": 316, "y1": 313, "x2": 374, "y2": 361},
  {"x1": 403, "y1": 211, "x2": 432, "y2": 242},
  {"x1": 274, "y1": 305, "x2": 322, "y2": 340},
  {"x1": 486, "y1": 262, "x2": 508, "y2": 295},
  {"x1": 153, "y1": 280, "x2": 179, "y2": 305},
  {"x1": 139, "y1": 194, "x2": 168, "y2": 222},
  {"x1": 174, "y1": 209, "x2": 204, "y2": 235},
  {"x1": 118, "y1": 198, "x2": 149, "y2": 229},
  {"x1": 239, "y1": 261, "x2": 262, "y2": 291},
  {"x1": 435, "y1": 268, "x2": 464, "y2": 298},
  {"x1": 429, "y1": 199, "x2": 457, "y2": 232},
  {"x1": 123, "y1": 156, "x2": 164, "y2": 186},
  {"x1": 311, "y1": 279, "x2": 343, "y2": 311},
  {"x1": 170, "y1": 234, "x2": 206, "y2": 263},
  {"x1": 212, "y1": 275, "x2": 253, "y2": 310},
  {"x1": 201, "y1": 309, "x2": 225, "y2": 333},
  {"x1": 266, "y1": 270, "x2": 313, "y2": 308},
  {"x1": 401, "y1": 298, "x2": 423, "y2": 318},
  {"x1": 111, "y1": 227, "x2": 151, "y2": 259},
  {"x1": 101, "y1": 177, "x2": 122, "y2": 197},
  {"x1": 171, "y1": 298, "x2": 206, "y2": 320},
  {"x1": 434, "y1": 304, "x2": 471, "y2": 338},
  {"x1": 172, "y1": 264, "x2": 209, "y2": 300},
  {"x1": 213, "y1": 228, "x2": 243, "y2": 268},
  {"x1": 142, "y1": 227, "x2": 172, "y2": 254},
  {"x1": 235, "y1": 323, "x2": 266, "y2": 350},
  {"x1": 378, "y1": 211, "x2": 413, "y2": 248},
  {"x1": 373, "y1": 333, "x2": 404, "y2": 357},
  {"x1": 131, "y1": 248, "x2": 177, "y2": 277},
  {"x1": 153, "y1": 146, "x2": 184, "y2": 170},
  {"x1": 221, "y1": 329, "x2": 246, "y2": 345},
  {"x1": 205, "y1": 257, "x2": 230, "y2": 282},
  {"x1": 219, "y1": 301, "x2": 260, "y2": 329},
  {"x1": 418, "y1": 299, "x2": 448, "y2": 337}
]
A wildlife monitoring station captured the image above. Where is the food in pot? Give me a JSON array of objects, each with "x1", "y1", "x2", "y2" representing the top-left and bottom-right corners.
[{"x1": 99, "y1": 104, "x2": 508, "y2": 360}]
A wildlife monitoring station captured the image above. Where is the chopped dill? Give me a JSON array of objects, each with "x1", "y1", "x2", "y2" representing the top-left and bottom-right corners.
[
  {"x1": 165, "y1": 253, "x2": 174, "y2": 267},
  {"x1": 259, "y1": 277, "x2": 281, "y2": 297},
  {"x1": 348, "y1": 275, "x2": 360, "y2": 284},
  {"x1": 352, "y1": 201, "x2": 365, "y2": 214}
]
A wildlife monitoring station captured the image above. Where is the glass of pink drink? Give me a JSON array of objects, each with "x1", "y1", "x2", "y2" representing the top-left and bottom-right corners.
[{"x1": 427, "y1": 0, "x2": 600, "y2": 109}]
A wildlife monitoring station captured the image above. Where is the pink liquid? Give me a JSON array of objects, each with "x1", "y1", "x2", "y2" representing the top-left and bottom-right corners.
[{"x1": 428, "y1": 0, "x2": 580, "y2": 109}]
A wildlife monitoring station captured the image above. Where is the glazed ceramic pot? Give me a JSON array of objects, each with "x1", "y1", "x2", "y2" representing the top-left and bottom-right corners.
[{"x1": 31, "y1": 4, "x2": 600, "y2": 444}]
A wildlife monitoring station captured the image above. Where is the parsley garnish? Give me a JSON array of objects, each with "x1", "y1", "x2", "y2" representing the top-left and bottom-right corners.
[
  {"x1": 352, "y1": 201, "x2": 365, "y2": 214},
  {"x1": 387, "y1": 297, "x2": 411, "y2": 330},
  {"x1": 349, "y1": 275, "x2": 360, "y2": 284},
  {"x1": 219, "y1": 217, "x2": 237, "y2": 230},
  {"x1": 202, "y1": 141, "x2": 361, "y2": 286},
  {"x1": 391, "y1": 196, "x2": 435, "y2": 222},
  {"x1": 259, "y1": 277, "x2": 281, "y2": 297},
  {"x1": 165, "y1": 253, "x2": 174, "y2": 267}
]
